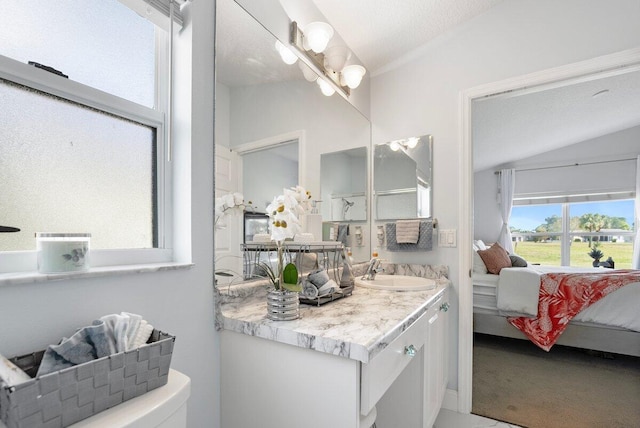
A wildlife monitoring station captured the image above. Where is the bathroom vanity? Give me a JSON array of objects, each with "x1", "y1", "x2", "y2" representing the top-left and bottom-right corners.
[{"x1": 219, "y1": 281, "x2": 450, "y2": 428}]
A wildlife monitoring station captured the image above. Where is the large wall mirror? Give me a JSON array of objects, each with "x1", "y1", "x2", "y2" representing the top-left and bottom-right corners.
[
  {"x1": 215, "y1": 0, "x2": 372, "y2": 281},
  {"x1": 373, "y1": 135, "x2": 433, "y2": 220}
]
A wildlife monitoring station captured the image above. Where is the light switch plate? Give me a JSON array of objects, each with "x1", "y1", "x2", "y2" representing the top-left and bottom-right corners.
[{"x1": 438, "y1": 229, "x2": 457, "y2": 247}]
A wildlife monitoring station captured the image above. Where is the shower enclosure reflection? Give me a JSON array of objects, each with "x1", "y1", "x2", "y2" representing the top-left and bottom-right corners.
[{"x1": 320, "y1": 147, "x2": 368, "y2": 222}]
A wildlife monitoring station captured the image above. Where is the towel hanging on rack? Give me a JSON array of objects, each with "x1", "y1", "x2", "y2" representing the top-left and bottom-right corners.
[{"x1": 395, "y1": 220, "x2": 420, "y2": 244}]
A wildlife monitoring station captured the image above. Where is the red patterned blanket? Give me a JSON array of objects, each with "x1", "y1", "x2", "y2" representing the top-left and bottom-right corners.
[{"x1": 508, "y1": 269, "x2": 640, "y2": 351}]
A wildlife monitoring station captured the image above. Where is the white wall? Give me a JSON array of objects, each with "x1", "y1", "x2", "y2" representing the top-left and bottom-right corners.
[
  {"x1": 0, "y1": 2, "x2": 219, "y2": 427},
  {"x1": 228, "y1": 79, "x2": 371, "y2": 261},
  {"x1": 229, "y1": 80, "x2": 370, "y2": 199},
  {"x1": 474, "y1": 125, "x2": 640, "y2": 243},
  {"x1": 371, "y1": 0, "x2": 640, "y2": 393},
  {"x1": 243, "y1": 148, "x2": 299, "y2": 211}
]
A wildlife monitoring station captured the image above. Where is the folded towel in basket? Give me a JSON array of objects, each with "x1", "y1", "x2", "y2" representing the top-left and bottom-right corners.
[
  {"x1": 301, "y1": 280, "x2": 319, "y2": 299},
  {"x1": 307, "y1": 268, "x2": 330, "y2": 287},
  {"x1": 317, "y1": 280, "x2": 337, "y2": 296},
  {"x1": 36, "y1": 312, "x2": 154, "y2": 377},
  {"x1": 0, "y1": 353, "x2": 31, "y2": 386},
  {"x1": 395, "y1": 220, "x2": 420, "y2": 244},
  {"x1": 129, "y1": 320, "x2": 154, "y2": 349}
]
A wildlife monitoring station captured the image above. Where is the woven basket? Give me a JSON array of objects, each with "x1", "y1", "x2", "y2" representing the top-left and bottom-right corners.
[{"x1": 0, "y1": 330, "x2": 174, "y2": 428}]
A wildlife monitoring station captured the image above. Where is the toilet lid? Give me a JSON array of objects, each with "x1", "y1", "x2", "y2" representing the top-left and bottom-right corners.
[{"x1": 71, "y1": 369, "x2": 191, "y2": 427}]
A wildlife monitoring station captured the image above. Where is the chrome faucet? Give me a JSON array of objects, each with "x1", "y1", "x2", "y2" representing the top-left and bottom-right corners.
[{"x1": 362, "y1": 256, "x2": 384, "y2": 280}]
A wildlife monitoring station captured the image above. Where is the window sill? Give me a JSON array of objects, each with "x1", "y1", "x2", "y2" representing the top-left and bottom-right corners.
[{"x1": 0, "y1": 262, "x2": 194, "y2": 287}]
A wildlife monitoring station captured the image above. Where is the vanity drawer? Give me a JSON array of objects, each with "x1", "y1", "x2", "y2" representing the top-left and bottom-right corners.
[{"x1": 360, "y1": 293, "x2": 444, "y2": 415}]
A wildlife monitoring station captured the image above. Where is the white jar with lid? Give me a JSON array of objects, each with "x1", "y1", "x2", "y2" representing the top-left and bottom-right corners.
[{"x1": 36, "y1": 233, "x2": 91, "y2": 273}]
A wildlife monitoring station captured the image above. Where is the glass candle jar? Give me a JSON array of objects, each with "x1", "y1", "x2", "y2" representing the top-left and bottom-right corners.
[{"x1": 36, "y1": 233, "x2": 91, "y2": 273}]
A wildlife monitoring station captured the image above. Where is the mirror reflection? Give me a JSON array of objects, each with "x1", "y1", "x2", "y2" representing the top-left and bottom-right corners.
[
  {"x1": 320, "y1": 147, "x2": 367, "y2": 222},
  {"x1": 373, "y1": 135, "x2": 433, "y2": 220},
  {"x1": 242, "y1": 141, "x2": 299, "y2": 213},
  {"x1": 214, "y1": 0, "x2": 372, "y2": 285}
]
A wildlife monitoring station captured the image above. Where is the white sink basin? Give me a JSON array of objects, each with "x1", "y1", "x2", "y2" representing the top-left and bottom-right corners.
[{"x1": 355, "y1": 274, "x2": 437, "y2": 291}]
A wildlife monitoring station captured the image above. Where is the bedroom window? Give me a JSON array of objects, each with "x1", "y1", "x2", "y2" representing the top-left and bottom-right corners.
[
  {"x1": 0, "y1": 0, "x2": 177, "y2": 272},
  {"x1": 511, "y1": 199, "x2": 635, "y2": 268}
]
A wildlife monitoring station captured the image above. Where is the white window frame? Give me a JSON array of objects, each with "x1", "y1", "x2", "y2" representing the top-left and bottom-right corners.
[
  {"x1": 512, "y1": 198, "x2": 636, "y2": 266},
  {"x1": 0, "y1": 26, "x2": 174, "y2": 274}
]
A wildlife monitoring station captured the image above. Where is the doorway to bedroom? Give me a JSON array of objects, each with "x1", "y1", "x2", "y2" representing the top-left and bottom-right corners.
[{"x1": 467, "y1": 54, "x2": 640, "y2": 427}]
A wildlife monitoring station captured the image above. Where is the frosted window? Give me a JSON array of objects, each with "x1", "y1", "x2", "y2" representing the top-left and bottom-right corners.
[
  {"x1": 0, "y1": 79, "x2": 156, "y2": 251},
  {"x1": 0, "y1": 0, "x2": 155, "y2": 107}
]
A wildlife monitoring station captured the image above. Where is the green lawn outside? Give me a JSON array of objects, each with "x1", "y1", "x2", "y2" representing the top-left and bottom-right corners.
[{"x1": 512, "y1": 241, "x2": 634, "y2": 269}]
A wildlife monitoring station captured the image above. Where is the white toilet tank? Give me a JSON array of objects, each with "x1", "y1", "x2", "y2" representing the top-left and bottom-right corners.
[{"x1": 72, "y1": 369, "x2": 191, "y2": 428}]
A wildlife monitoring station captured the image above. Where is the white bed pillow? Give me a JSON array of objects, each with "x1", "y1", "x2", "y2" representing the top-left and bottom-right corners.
[
  {"x1": 473, "y1": 250, "x2": 489, "y2": 274},
  {"x1": 474, "y1": 239, "x2": 488, "y2": 251}
]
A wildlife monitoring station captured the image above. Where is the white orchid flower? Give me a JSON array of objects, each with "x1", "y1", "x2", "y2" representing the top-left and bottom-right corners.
[
  {"x1": 267, "y1": 190, "x2": 303, "y2": 242},
  {"x1": 232, "y1": 192, "x2": 244, "y2": 205},
  {"x1": 215, "y1": 192, "x2": 248, "y2": 228},
  {"x1": 222, "y1": 193, "x2": 235, "y2": 209},
  {"x1": 291, "y1": 185, "x2": 312, "y2": 212}
]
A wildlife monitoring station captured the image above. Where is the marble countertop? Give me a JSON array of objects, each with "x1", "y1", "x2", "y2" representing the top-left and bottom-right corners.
[{"x1": 218, "y1": 278, "x2": 450, "y2": 364}]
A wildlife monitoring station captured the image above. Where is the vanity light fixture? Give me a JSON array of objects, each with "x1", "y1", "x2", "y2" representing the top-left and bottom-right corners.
[
  {"x1": 298, "y1": 61, "x2": 318, "y2": 82},
  {"x1": 275, "y1": 40, "x2": 298, "y2": 65},
  {"x1": 324, "y1": 45, "x2": 350, "y2": 72},
  {"x1": 341, "y1": 65, "x2": 366, "y2": 89},
  {"x1": 317, "y1": 77, "x2": 336, "y2": 96},
  {"x1": 289, "y1": 21, "x2": 367, "y2": 99},
  {"x1": 302, "y1": 22, "x2": 334, "y2": 53},
  {"x1": 406, "y1": 137, "x2": 419, "y2": 149},
  {"x1": 389, "y1": 137, "x2": 420, "y2": 151}
]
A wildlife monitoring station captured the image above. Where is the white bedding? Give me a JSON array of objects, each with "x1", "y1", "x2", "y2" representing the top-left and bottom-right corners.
[{"x1": 478, "y1": 266, "x2": 640, "y2": 332}]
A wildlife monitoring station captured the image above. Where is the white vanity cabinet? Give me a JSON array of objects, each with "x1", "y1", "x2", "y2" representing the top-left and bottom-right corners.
[
  {"x1": 220, "y1": 285, "x2": 450, "y2": 428},
  {"x1": 374, "y1": 288, "x2": 450, "y2": 427},
  {"x1": 424, "y1": 289, "x2": 450, "y2": 426}
]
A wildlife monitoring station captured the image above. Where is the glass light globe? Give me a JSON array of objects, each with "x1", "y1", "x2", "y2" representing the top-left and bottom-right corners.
[
  {"x1": 341, "y1": 64, "x2": 366, "y2": 89},
  {"x1": 303, "y1": 22, "x2": 334, "y2": 53},
  {"x1": 298, "y1": 61, "x2": 318, "y2": 82},
  {"x1": 406, "y1": 137, "x2": 419, "y2": 149},
  {"x1": 389, "y1": 141, "x2": 401, "y2": 151},
  {"x1": 323, "y1": 45, "x2": 350, "y2": 72},
  {"x1": 317, "y1": 78, "x2": 335, "y2": 96},
  {"x1": 275, "y1": 40, "x2": 297, "y2": 65}
]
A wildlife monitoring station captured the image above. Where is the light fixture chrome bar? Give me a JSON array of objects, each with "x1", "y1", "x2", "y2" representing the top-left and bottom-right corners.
[{"x1": 289, "y1": 21, "x2": 350, "y2": 99}]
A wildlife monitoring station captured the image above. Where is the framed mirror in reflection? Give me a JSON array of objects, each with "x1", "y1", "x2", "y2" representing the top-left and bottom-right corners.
[
  {"x1": 373, "y1": 135, "x2": 433, "y2": 220},
  {"x1": 214, "y1": 0, "x2": 372, "y2": 279},
  {"x1": 320, "y1": 147, "x2": 367, "y2": 222}
]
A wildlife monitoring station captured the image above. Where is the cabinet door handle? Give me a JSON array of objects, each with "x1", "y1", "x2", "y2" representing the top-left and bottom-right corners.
[
  {"x1": 404, "y1": 344, "x2": 417, "y2": 357},
  {"x1": 440, "y1": 302, "x2": 450, "y2": 312}
]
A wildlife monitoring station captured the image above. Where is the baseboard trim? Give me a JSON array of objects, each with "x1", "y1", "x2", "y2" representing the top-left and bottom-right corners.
[{"x1": 441, "y1": 388, "x2": 459, "y2": 412}]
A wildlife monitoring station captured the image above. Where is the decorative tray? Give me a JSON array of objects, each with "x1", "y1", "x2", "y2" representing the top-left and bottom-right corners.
[{"x1": 299, "y1": 285, "x2": 354, "y2": 307}]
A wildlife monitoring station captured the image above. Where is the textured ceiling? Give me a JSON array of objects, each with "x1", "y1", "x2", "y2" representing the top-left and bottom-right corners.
[
  {"x1": 217, "y1": 0, "x2": 504, "y2": 86},
  {"x1": 311, "y1": 0, "x2": 503, "y2": 73},
  {"x1": 472, "y1": 68, "x2": 640, "y2": 171},
  {"x1": 216, "y1": 0, "x2": 300, "y2": 87}
]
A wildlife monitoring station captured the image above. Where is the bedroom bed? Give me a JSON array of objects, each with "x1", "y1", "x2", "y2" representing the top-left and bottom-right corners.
[{"x1": 472, "y1": 257, "x2": 640, "y2": 357}]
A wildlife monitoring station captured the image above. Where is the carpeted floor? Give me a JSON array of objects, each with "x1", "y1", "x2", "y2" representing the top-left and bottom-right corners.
[{"x1": 472, "y1": 333, "x2": 640, "y2": 428}]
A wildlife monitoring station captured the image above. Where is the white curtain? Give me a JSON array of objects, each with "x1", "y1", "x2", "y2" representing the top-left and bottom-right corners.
[
  {"x1": 633, "y1": 156, "x2": 640, "y2": 269},
  {"x1": 498, "y1": 169, "x2": 515, "y2": 254}
]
